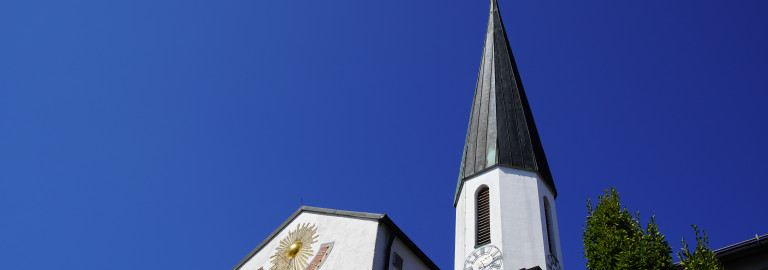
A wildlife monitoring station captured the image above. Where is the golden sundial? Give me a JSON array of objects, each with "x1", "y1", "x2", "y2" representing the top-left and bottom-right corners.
[{"x1": 270, "y1": 223, "x2": 318, "y2": 270}]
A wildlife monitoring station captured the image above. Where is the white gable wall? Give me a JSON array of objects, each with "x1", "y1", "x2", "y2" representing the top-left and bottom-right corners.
[{"x1": 237, "y1": 211, "x2": 380, "y2": 270}]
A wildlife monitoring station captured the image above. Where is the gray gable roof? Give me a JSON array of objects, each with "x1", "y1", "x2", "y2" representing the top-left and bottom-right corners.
[
  {"x1": 455, "y1": 0, "x2": 556, "y2": 206},
  {"x1": 232, "y1": 206, "x2": 439, "y2": 270}
]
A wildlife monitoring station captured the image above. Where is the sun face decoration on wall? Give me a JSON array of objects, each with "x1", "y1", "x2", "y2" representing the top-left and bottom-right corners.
[{"x1": 270, "y1": 223, "x2": 319, "y2": 270}]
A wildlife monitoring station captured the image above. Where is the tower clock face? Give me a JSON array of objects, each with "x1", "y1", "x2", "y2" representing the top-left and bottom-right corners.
[{"x1": 464, "y1": 245, "x2": 502, "y2": 270}]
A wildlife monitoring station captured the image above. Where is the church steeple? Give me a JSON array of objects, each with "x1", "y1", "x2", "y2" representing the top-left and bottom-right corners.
[{"x1": 455, "y1": 0, "x2": 555, "y2": 205}]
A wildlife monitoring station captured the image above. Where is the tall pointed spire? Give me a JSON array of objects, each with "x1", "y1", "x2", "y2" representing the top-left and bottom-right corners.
[{"x1": 455, "y1": 0, "x2": 556, "y2": 204}]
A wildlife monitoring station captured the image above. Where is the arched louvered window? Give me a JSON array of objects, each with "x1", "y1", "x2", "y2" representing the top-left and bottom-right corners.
[
  {"x1": 476, "y1": 186, "x2": 491, "y2": 246},
  {"x1": 544, "y1": 197, "x2": 555, "y2": 254}
]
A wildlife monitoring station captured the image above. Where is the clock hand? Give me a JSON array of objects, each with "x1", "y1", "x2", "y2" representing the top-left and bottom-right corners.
[
  {"x1": 486, "y1": 257, "x2": 502, "y2": 268},
  {"x1": 478, "y1": 257, "x2": 497, "y2": 270},
  {"x1": 479, "y1": 261, "x2": 489, "y2": 270}
]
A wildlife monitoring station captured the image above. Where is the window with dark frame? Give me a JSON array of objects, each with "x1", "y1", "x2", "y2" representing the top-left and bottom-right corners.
[
  {"x1": 476, "y1": 186, "x2": 491, "y2": 246},
  {"x1": 392, "y1": 252, "x2": 403, "y2": 270},
  {"x1": 544, "y1": 198, "x2": 554, "y2": 255}
]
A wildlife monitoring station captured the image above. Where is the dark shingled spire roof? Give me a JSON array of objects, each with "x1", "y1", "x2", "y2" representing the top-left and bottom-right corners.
[{"x1": 455, "y1": 0, "x2": 556, "y2": 205}]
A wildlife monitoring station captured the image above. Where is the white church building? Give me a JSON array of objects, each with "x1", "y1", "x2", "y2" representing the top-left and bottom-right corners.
[
  {"x1": 231, "y1": 206, "x2": 440, "y2": 270},
  {"x1": 232, "y1": 0, "x2": 563, "y2": 269}
]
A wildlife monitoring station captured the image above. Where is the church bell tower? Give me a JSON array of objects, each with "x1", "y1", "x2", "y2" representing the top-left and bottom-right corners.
[{"x1": 454, "y1": 1, "x2": 563, "y2": 270}]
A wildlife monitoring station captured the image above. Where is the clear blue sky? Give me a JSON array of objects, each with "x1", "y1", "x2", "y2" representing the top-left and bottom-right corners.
[{"x1": 1, "y1": 0, "x2": 766, "y2": 269}]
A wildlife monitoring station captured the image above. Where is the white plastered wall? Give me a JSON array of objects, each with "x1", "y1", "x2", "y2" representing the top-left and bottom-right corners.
[
  {"x1": 454, "y1": 191, "x2": 467, "y2": 269},
  {"x1": 372, "y1": 224, "x2": 390, "y2": 270},
  {"x1": 536, "y1": 173, "x2": 563, "y2": 264},
  {"x1": 237, "y1": 212, "x2": 380, "y2": 270},
  {"x1": 454, "y1": 167, "x2": 563, "y2": 270},
  {"x1": 388, "y1": 236, "x2": 432, "y2": 270},
  {"x1": 455, "y1": 168, "x2": 505, "y2": 270}
]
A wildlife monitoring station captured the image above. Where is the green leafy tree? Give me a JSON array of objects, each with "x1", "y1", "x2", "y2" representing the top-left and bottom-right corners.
[
  {"x1": 583, "y1": 187, "x2": 674, "y2": 270},
  {"x1": 677, "y1": 225, "x2": 724, "y2": 270}
]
